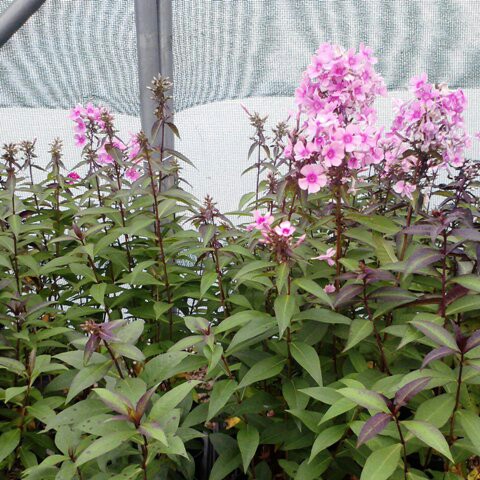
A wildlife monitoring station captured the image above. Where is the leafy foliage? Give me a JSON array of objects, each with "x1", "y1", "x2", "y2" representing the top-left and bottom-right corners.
[{"x1": 0, "y1": 45, "x2": 480, "y2": 480}]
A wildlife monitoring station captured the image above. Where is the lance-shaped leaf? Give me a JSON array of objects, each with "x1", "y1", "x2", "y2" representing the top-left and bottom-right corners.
[
  {"x1": 357, "y1": 412, "x2": 392, "y2": 447},
  {"x1": 402, "y1": 420, "x2": 453, "y2": 462},
  {"x1": 403, "y1": 224, "x2": 437, "y2": 237},
  {"x1": 360, "y1": 443, "x2": 402, "y2": 480},
  {"x1": 394, "y1": 377, "x2": 430, "y2": 407},
  {"x1": 452, "y1": 228, "x2": 480, "y2": 242},
  {"x1": 465, "y1": 329, "x2": 480, "y2": 353},
  {"x1": 404, "y1": 248, "x2": 443, "y2": 276},
  {"x1": 410, "y1": 320, "x2": 459, "y2": 351},
  {"x1": 334, "y1": 284, "x2": 363, "y2": 308},
  {"x1": 421, "y1": 346, "x2": 456, "y2": 368},
  {"x1": 93, "y1": 388, "x2": 134, "y2": 416},
  {"x1": 135, "y1": 384, "x2": 159, "y2": 420},
  {"x1": 338, "y1": 388, "x2": 389, "y2": 413},
  {"x1": 274, "y1": 295, "x2": 296, "y2": 338}
]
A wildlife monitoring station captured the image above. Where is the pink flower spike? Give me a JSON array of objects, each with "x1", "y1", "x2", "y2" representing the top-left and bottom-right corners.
[
  {"x1": 69, "y1": 104, "x2": 85, "y2": 120},
  {"x1": 324, "y1": 284, "x2": 336, "y2": 294},
  {"x1": 393, "y1": 180, "x2": 416, "y2": 200},
  {"x1": 274, "y1": 221, "x2": 295, "y2": 237},
  {"x1": 298, "y1": 164, "x2": 327, "y2": 194},
  {"x1": 313, "y1": 247, "x2": 336, "y2": 266},
  {"x1": 125, "y1": 167, "x2": 141, "y2": 182},
  {"x1": 252, "y1": 210, "x2": 274, "y2": 230}
]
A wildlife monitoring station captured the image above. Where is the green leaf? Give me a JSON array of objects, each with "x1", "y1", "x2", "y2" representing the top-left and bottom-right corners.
[
  {"x1": 90, "y1": 283, "x2": 107, "y2": 305},
  {"x1": 207, "y1": 380, "x2": 238, "y2": 421},
  {"x1": 290, "y1": 342, "x2": 322, "y2": 386},
  {"x1": 0, "y1": 429, "x2": 21, "y2": 463},
  {"x1": 373, "y1": 233, "x2": 398, "y2": 265},
  {"x1": 293, "y1": 308, "x2": 351, "y2": 325},
  {"x1": 415, "y1": 394, "x2": 455, "y2": 428},
  {"x1": 338, "y1": 388, "x2": 389, "y2": 413},
  {"x1": 446, "y1": 295, "x2": 480, "y2": 315},
  {"x1": 451, "y1": 275, "x2": 480, "y2": 293},
  {"x1": 293, "y1": 278, "x2": 333, "y2": 307},
  {"x1": 309, "y1": 425, "x2": 345, "y2": 462},
  {"x1": 402, "y1": 420, "x2": 453, "y2": 461},
  {"x1": 0, "y1": 357, "x2": 26, "y2": 375},
  {"x1": 139, "y1": 421, "x2": 168, "y2": 445},
  {"x1": 66, "y1": 361, "x2": 113, "y2": 404},
  {"x1": 410, "y1": 320, "x2": 458, "y2": 350},
  {"x1": 214, "y1": 310, "x2": 271, "y2": 334},
  {"x1": 348, "y1": 213, "x2": 399, "y2": 235},
  {"x1": 234, "y1": 260, "x2": 274, "y2": 281},
  {"x1": 238, "y1": 355, "x2": 285, "y2": 389},
  {"x1": 93, "y1": 388, "x2": 131, "y2": 415},
  {"x1": 360, "y1": 443, "x2": 402, "y2": 480},
  {"x1": 274, "y1": 295, "x2": 296, "y2": 338},
  {"x1": 343, "y1": 319, "x2": 373, "y2": 351},
  {"x1": 75, "y1": 431, "x2": 133, "y2": 466},
  {"x1": 200, "y1": 271, "x2": 217, "y2": 298},
  {"x1": 457, "y1": 410, "x2": 480, "y2": 450},
  {"x1": 238, "y1": 425, "x2": 259, "y2": 473},
  {"x1": 149, "y1": 380, "x2": 199, "y2": 420}
]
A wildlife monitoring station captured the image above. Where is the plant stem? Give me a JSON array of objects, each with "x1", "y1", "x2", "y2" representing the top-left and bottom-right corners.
[
  {"x1": 141, "y1": 434, "x2": 149, "y2": 480},
  {"x1": 449, "y1": 353, "x2": 464, "y2": 444},
  {"x1": 144, "y1": 146, "x2": 173, "y2": 339},
  {"x1": 334, "y1": 184, "x2": 343, "y2": 291},
  {"x1": 363, "y1": 280, "x2": 391, "y2": 375},
  {"x1": 394, "y1": 417, "x2": 408, "y2": 480},
  {"x1": 103, "y1": 340, "x2": 125, "y2": 379}
]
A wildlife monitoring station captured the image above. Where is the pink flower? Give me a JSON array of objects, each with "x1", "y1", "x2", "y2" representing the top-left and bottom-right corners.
[
  {"x1": 69, "y1": 104, "x2": 85, "y2": 120},
  {"x1": 74, "y1": 120, "x2": 86, "y2": 134},
  {"x1": 66, "y1": 172, "x2": 81, "y2": 184},
  {"x1": 251, "y1": 210, "x2": 274, "y2": 230},
  {"x1": 298, "y1": 164, "x2": 327, "y2": 194},
  {"x1": 74, "y1": 134, "x2": 87, "y2": 148},
  {"x1": 293, "y1": 140, "x2": 311, "y2": 160},
  {"x1": 125, "y1": 167, "x2": 141, "y2": 182},
  {"x1": 393, "y1": 180, "x2": 416, "y2": 200},
  {"x1": 324, "y1": 284, "x2": 336, "y2": 293},
  {"x1": 274, "y1": 221, "x2": 295, "y2": 237},
  {"x1": 313, "y1": 247, "x2": 336, "y2": 266},
  {"x1": 322, "y1": 142, "x2": 344, "y2": 167}
]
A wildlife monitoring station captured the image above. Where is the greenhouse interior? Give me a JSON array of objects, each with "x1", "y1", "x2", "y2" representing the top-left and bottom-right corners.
[{"x1": 0, "y1": 1, "x2": 480, "y2": 479}]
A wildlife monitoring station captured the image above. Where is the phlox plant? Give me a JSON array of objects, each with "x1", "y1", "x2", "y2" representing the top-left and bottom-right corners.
[{"x1": 0, "y1": 44, "x2": 479, "y2": 480}]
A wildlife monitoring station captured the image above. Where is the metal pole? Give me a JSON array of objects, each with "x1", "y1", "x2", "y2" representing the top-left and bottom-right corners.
[
  {"x1": 0, "y1": 0, "x2": 46, "y2": 48},
  {"x1": 134, "y1": 0, "x2": 174, "y2": 149}
]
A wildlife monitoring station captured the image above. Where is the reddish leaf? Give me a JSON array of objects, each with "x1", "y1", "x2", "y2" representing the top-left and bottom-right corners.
[
  {"x1": 357, "y1": 413, "x2": 392, "y2": 447},
  {"x1": 411, "y1": 320, "x2": 459, "y2": 351},
  {"x1": 405, "y1": 248, "x2": 443, "y2": 276},
  {"x1": 421, "y1": 346, "x2": 456, "y2": 368},
  {"x1": 452, "y1": 228, "x2": 480, "y2": 242},
  {"x1": 394, "y1": 377, "x2": 431, "y2": 407},
  {"x1": 135, "y1": 384, "x2": 159, "y2": 420},
  {"x1": 465, "y1": 330, "x2": 480, "y2": 353},
  {"x1": 334, "y1": 284, "x2": 363, "y2": 308}
]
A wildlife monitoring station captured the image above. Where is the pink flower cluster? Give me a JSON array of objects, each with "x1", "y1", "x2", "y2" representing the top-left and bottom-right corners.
[
  {"x1": 385, "y1": 73, "x2": 471, "y2": 173},
  {"x1": 286, "y1": 43, "x2": 386, "y2": 192},
  {"x1": 247, "y1": 211, "x2": 305, "y2": 253},
  {"x1": 70, "y1": 104, "x2": 143, "y2": 182}
]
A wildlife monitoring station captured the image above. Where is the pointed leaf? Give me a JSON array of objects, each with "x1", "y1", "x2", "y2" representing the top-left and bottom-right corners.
[
  {"x1": 290, "y1": 342, "x2": 322, "y2": 386},
  {"x1": 402, "y1": 420, "x2": 453, "y2": 461},
  {"x1": 343, "y1": 319, "x2": 373, "y2": 352},
  {"x1": 334, "y1": 284, "x2": 363, "y2": 308},
  {"x1": 394, "y1": 378, "x2": 430, "y2": 407},
  {"x1": 309, "y1": 425, "x2": 345, "y2": 462},
  {"x1": 75, "y1": 431, "x2": 133, "y2": 466},
  {"x1": 338, "y1": 388, "x2": 389, "y2": 413},
  {"x1": 411, "y1": 320, "x2": 459, "y2": 351},
  {"x1": 405, "y1": 248, "x2": 443, "y2": 276},
  {"x1": 457, "y1": 410, "x2": 480, "y2": 448},
  {"x1": 360, "y1": 443, "x2": 402, "y2": 480},
  {"x1": 294, "y1": 278, "x2": 333, "y2": 307},
  {"x1": 421, "y1": 346, "x2": 456, "y2": 368},
  {"x1": 207, "y1": 380, "x2": 238, "y2": 421},
  {"x1": 238, "y1": 356, "x2": 285, "y2": 389},
  {"x1": 238, "y1": 425, "x2": 259, "y2": 473},
  {"x1": 274, "y1": 295, "x2": 296, "y2": 338},
  {"x1": 0, "y1": 430, "x2": 20, "y2": 463},
  {"x1": 66, "y1": 360, "x2": 113, "y2": 404},
  {"x1": 93, "y1": 388, "x2": 133, "y2": 415},
  {"x1": 149, "y1": 380, "x2": 199, "y2": 420},
  {"x1": 357, "y1": 413, "x2": 392, "y2": 446}
]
